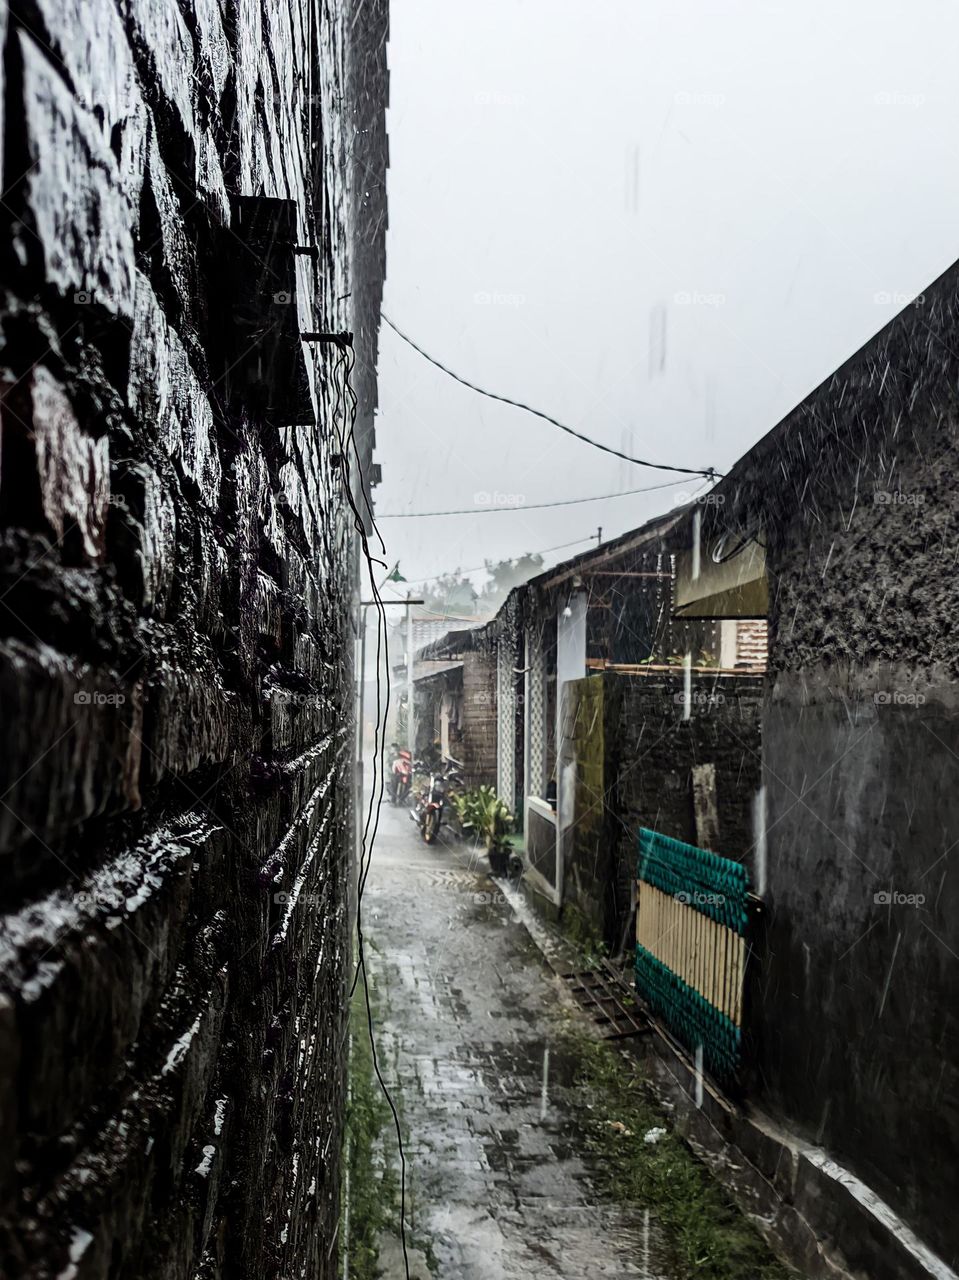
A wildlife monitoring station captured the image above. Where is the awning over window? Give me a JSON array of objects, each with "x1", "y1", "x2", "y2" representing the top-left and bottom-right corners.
[{"x1": 674, "y1": 532, "x2": 767, "y2": 619}]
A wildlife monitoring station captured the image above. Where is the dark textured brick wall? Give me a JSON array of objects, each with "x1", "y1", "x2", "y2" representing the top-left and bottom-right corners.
[
  {"x1": 701, "y1": 259, "x2": 959, "y2": 1264},
  {"x1": 347, "y1": 0, "x2": 388, "y2": 497},
  {"x1": 596, "y1": 672, "x2": 763, "y2": 946},
  {"x1": 0, "y1": 1, "x2": 386, "y2": 1276},
  {"x1": 460, "y1": 652, "x2": 497, "y2": 789}
]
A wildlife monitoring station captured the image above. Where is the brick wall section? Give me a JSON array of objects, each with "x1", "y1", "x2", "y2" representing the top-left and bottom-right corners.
[
  {"x1": 600, "y1": 672, "x2": 764, "y2": 946},
  {"x1": 735, "y1": 619, "x2": 768, "y2": 669},
  {"x1": 460, "y1": 651, "x2": 497, "y2": 789},
  {"x1": 0, "y1": 3, "x2": 386, "y2": 1277},
  {"x1": 348, "y1": 0, "x2": 389, "y2": 488}
]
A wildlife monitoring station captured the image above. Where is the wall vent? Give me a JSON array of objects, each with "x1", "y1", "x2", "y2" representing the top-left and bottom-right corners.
[{"x1": 220, "y1": 196, "x2": 316, "y2": 427}]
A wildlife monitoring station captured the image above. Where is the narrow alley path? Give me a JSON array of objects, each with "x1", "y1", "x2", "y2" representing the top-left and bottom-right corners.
[{"x1": 362, "y1": 793, "x2": 663, "y2": 1279}]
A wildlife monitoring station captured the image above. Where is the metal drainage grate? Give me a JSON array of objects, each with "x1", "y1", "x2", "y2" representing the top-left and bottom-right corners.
[{"x1": 560, "y1": 961, "x2": 651, "y2": 1041}]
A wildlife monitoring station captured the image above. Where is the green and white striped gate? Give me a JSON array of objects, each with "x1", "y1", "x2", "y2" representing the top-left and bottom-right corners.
[{"x1": 635, "y1": 828, "x2": 750, "y2": 1082}]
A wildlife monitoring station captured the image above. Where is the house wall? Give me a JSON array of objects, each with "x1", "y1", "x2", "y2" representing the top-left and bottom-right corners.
[
  {"x1": 0, "y1": 2, "x2": 387, "y2": 1277},
  {"x1": 559, "y1": 677, "x2": 609, "y2": 936},
  {"x1": 578, "y1": 543, "x2": 709, "y2": 666},
  {"x1": 557, "y1": 671, "x2": 762, "y2": 947},
  {"x1": 719, "y1": 271, "x2": 959, "y2": 1264},
  {"x1": 526, "y1": 800, "x2": 559, "y2": 899},
  {"x1": 600, "y1": 672, "x2": 764, "y2": 948},
  {"x1": 412, "y1": 680, "x2": 440, "y2": 758},
  {"x1": 460, "y1": 651, "x2": 497, "y2": 788}
]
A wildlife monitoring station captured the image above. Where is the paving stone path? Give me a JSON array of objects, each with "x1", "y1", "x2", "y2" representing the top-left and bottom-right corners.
[{"x1": 362, "y1": 796, "x2": 667, "y2": 1279}]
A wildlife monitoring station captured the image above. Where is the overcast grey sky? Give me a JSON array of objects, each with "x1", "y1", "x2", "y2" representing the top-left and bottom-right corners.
[{"x1": 372, "y1": 0, "x2": 959, "y2": 596}]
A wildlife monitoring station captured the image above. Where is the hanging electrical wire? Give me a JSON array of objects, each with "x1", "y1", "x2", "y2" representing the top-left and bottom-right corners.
[
  {"x1": 330, "y1": 342, "x2": 412, "y2": 1280},
  {"x1": 381, "y1": 312, "x2": 720, "y2": 479},
  {"x1": 390, "y1": 534, "x2": 598, "y2": 587},
  {"x1": 376, "y1": 477, "x2": 693, "y2": 518}
]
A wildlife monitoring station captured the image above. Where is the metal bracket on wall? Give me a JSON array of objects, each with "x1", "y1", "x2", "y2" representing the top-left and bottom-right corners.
[
  {"x1": 301, "y1": 331, "x2": 354, "y2": 349},
  {"x1": 284, "y1": 243, "x2": 320, "y2": 261}
]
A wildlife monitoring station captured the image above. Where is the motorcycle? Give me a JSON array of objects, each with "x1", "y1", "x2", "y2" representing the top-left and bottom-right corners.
[
  {"x1": 410, "y1": 763, "x2": 462, "y2": 844},
  {"x1": 387, "y1": 743, "x2": 413, "y2": 806}
]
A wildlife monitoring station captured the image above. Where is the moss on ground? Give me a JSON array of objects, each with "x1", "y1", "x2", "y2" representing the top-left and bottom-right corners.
[
  {"x1": 560, "y1": 901, "x2": 608, "y2": 964},
  {"x1": 341, "y1": 958, "x2": 437, "y2": 1278},
  {"x1": 563, "y1": 1027, "x2": 795, "y2": 1280},
  {"x1": 340, "y1": 972, "x2": 400, "y2": 1280}
]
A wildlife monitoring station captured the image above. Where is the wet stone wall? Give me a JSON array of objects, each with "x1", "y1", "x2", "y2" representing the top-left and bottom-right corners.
[{"x1": 0, "y1": 1, "x2": 386, "y2": 1277}]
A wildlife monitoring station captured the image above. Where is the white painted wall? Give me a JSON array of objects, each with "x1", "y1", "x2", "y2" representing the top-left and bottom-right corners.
[{"x1": 555, "y1": 593, "x2": 587, "y2": 906}]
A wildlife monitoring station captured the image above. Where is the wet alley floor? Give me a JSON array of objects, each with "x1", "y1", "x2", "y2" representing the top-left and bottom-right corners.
[{"x1": 361, "y1": 793, "x2": 663, "y2": 1279}]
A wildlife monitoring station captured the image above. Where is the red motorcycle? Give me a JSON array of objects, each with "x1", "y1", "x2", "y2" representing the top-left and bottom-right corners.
[
  {"x1": 410, "y1": 763, "x2": 462, "y2": 845},
  {"x1": 388, "y1": 744, "x2": 413, "y2": 806}
]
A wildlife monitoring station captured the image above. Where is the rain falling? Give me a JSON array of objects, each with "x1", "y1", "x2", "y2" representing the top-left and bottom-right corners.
[{"x1": 1, "y1": 3, "x2": 957, "y2": 1280}]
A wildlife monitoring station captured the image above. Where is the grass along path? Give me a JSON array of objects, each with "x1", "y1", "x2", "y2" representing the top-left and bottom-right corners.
[{"x1": 562, "y1": 1026, "x2": 795, "y2": 1280}]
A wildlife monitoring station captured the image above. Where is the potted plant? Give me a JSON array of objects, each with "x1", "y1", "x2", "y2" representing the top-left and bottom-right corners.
[{"x1": 451, "y1": 786, "x2": 515, "y2": 876}]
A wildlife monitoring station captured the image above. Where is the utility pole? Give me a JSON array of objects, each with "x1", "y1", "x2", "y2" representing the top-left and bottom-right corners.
[
  {"x1": 406, "y1": 591, "x2": 414, "y2": 751},
  {"x1": 596, "y1": 526, "x2": 603, "y2": 547},
  {"x1": 355, "y1": 603, "x2": 367, "y2": 859},
  {"x1": 355, "y1": 596, "x2": 424, "y2": 799}
]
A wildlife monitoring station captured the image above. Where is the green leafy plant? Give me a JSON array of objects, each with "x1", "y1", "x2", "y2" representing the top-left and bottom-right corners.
[
  {"x1": 452, "y1": 785, "x2": 514, "y2": 853},
  {"x1": 637, "y1": 650, "x2": 717, "y2": 667}
]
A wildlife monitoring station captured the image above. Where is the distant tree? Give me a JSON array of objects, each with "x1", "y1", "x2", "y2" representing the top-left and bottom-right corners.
[
  {"x1": 478, "y1": 553, "x2": 544, "y2": 609},
  {"x1": 423, "y1": 573, "x2": 478, "y2": 616},
  {"x1": 421, "y1": 552, "x2": 544, "y2": 616}
]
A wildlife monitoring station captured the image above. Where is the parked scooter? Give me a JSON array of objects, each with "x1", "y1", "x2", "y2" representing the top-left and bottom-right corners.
[
  {"x1": 410, "y1": 762, "x2": 462, "y2": 844},
  {"x1": 387, "y1": 743, "x2": 413, "y2": 806}
]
